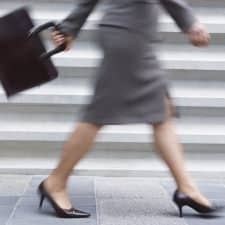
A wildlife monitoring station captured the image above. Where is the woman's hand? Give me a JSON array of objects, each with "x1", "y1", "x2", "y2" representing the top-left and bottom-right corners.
[
  {"x1": 51, "y1": 30, "x2": 74, "y2": 51},
  {"x1": 187, "y1": 22, "x2": 211, "y2": 47}
]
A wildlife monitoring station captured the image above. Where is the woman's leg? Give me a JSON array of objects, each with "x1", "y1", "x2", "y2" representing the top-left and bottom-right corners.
[
  {"x1": 152, "y1": 99, "x2": 211, "y2": 206},
  {"x1": 44, "y1": 122, "x2": 103, "y2": 209}
]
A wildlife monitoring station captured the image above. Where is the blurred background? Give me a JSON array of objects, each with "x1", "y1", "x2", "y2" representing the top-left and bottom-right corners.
[{"x1": 0, "y1": 0, "x2": 225, "y2": 178}]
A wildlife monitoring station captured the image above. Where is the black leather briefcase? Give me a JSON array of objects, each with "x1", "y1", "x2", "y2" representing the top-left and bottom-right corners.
[{"x1": 0, "y1": 7, "x2": 66, "y2": 98}]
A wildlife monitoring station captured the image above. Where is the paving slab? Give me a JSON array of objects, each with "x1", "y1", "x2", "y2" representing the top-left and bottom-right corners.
[
  {"x1": 185, "y1": 216, "x2": 225, "y2": 225},
  {"x1": 0, "y1": 196, "x2": 19, "y2": 225},
  {"x1": 97, "y1": 199, "x2": 188, "y2": 225},
  {"x1": 7, "y1": 219, "x2": 96, "y2": 225},
  {"x1": 0, "y1": 205, "x2": 15, "y2": 225},
  {"x1": 0, "y1": 196, "x2": 19, "y2": 205},
  {"x1": 96, "y1": 177, "x2": 168, "y2": 199},
  {"x1": 96, "y1": 177, "x2": 188, "y2": 225},
  {"x1": 0, "y1": 175, "x2": 31, "y2": 196}
]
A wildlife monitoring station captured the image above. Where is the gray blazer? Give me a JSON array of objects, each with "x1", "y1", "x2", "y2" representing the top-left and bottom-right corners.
[{"x1": 57, "y1": 0, "x2": 196, "y2": 39}]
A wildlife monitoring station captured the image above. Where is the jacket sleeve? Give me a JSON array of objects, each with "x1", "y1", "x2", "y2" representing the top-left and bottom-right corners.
[
  {"x1": 159, "y1": 0, "x2": 197, "y2": 32},
  {"x1": 57, "y1": 0, "x2": 99, "y2": 37}
]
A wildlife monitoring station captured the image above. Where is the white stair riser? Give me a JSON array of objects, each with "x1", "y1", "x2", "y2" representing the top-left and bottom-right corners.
[
  {"x1": 56, "y1": 67, "x2": 225, "y2": 82},
  {"x1": 0, "y1": 141, "x2": 225, "y2": 156},
  {"x1": 53, "y1": 59, "x2": 225, "y2": 72},
  {"x1": 0, "y1": 104, "x2": 225, "y2": 118},
  {"x1": 39, "y1": 30, "x2": 225, "y2": 45}
]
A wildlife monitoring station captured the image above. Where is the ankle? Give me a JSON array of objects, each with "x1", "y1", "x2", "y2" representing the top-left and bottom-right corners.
[
  {"x1": 177, "y1": 180, "x2": 198, "y2": 195},
  {"x1": 45, "y1": 174, "x2": 67, "y2": 192}
]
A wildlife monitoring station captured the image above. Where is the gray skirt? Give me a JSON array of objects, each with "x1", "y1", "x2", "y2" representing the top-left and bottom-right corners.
[{"x1": 78, "y1": 25, "x2": 176, "y2": 125}]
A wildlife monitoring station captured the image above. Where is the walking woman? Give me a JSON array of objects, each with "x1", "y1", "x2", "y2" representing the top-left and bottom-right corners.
[{"x1": 38, "y1": 0, "x2": 221, "y2": 218}]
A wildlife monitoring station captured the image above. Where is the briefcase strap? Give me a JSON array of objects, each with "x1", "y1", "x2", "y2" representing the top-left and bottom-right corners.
[{"x1": 28, "y1": 21, "x2": 66, "y2": 59}]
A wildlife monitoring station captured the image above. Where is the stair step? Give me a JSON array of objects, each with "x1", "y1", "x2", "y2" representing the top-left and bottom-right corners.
[
  {"x1": 56, "y1": 67, "x2": 225, "y2": 82},
  {"x1": 0, "y1": 155, "x2": 225, "y2": 175},
  {"x1": 0, "y1": 81, "x2": 224, "y2": 103},
  {"x1": 0, "y1": 6, "x2": 224, "y2": 34},
  {"x1": 0, "y1": 103, "x2": 225, "y2": 118},
  {"x1": 48, "y1": 45, "x2": 225, "y2": 71},
  {"x1": 0, "y1": 119, "x2": 224, "y2": 144},
  {"x1": 0, "y1": 82, "x2": 224, "y2": 115},
  {"x1": 45, "y1": 41, "x2": 225, "y2": 55}
]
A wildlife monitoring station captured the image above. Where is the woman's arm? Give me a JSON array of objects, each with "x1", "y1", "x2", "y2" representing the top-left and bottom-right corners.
[
  {"x1": 159, "y1": 0, "x2": 197, "y2": 33},
  {"x1": 159, "y1": 0, "x2": 210, "y2": 46},
  {"x1": 57, "y1": 0, "x2": 99, "y2": 38}
]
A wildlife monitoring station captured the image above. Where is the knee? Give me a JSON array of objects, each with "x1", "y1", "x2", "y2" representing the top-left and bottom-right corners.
[
  {"x1": 94, "y1": 123, "x2": 104, "y2": 130},
  {"x1": 77, "y1": 122, "x2": 104, "y2": 131},
  {"x1": 151, "y1": 119, "x2": 171, "y2": 132},
  {"x1": 88, "y1": 122, "x2": 104, "y2": 130},
  {"x1": 152, "y1": 121, "x2": 164, "y2": 132}
]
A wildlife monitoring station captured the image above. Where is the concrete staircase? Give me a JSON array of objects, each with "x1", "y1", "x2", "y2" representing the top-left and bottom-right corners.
[{"x1": 0, "y1": 0, "x2": 225, "y2": 176}]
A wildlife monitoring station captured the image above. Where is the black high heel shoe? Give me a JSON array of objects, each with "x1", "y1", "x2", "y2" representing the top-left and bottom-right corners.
[
  {"x1": 38, "y1": 181, "x2": 91, "y2": 218},
  {"x1": 173, "y1": 189, "x2": 224, "y2": 217}
]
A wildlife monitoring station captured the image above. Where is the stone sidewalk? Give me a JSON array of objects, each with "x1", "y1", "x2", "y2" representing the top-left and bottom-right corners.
[{"x1": 1, "y1": 175, "x2": 225, "y2": 225}]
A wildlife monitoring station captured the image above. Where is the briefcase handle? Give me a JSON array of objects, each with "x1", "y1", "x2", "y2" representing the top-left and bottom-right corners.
[{"x1": 28, "y1": 21, "x2": 67, "y2": 60}]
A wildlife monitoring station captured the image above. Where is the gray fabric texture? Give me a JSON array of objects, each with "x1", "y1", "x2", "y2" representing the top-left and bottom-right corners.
[
  {"x1": 78, "y1": 25, "x2": 169, "y2": 124},
  {"x1": 58, "y1": 0, "x2": 196, "y2": 38},
  {"x1": 95, "y1": 177, "x2": 188, "y2": 225},
  {"x1": 57, "y1": 0, "x2": 196, "y2": 124}
]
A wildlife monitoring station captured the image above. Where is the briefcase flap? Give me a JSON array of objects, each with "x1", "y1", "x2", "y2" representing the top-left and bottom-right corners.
[
  {"x1": 0, "y1": 7, "x2": 65, "y2": 98},
  {"x1": 0, "y1": 7, "x2": 33, "y2": 45}
]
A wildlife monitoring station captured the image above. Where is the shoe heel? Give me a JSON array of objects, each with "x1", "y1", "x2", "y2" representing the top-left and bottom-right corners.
[
  {"x1": 39, "y1": 194, "x2": 45, "y2": 209},
  {"x1": 178, "y1": 205, "x2": 183, "y2": 217},
  {"x1": 173, "y1": 190, "x2": 184, "y2": 217}
]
